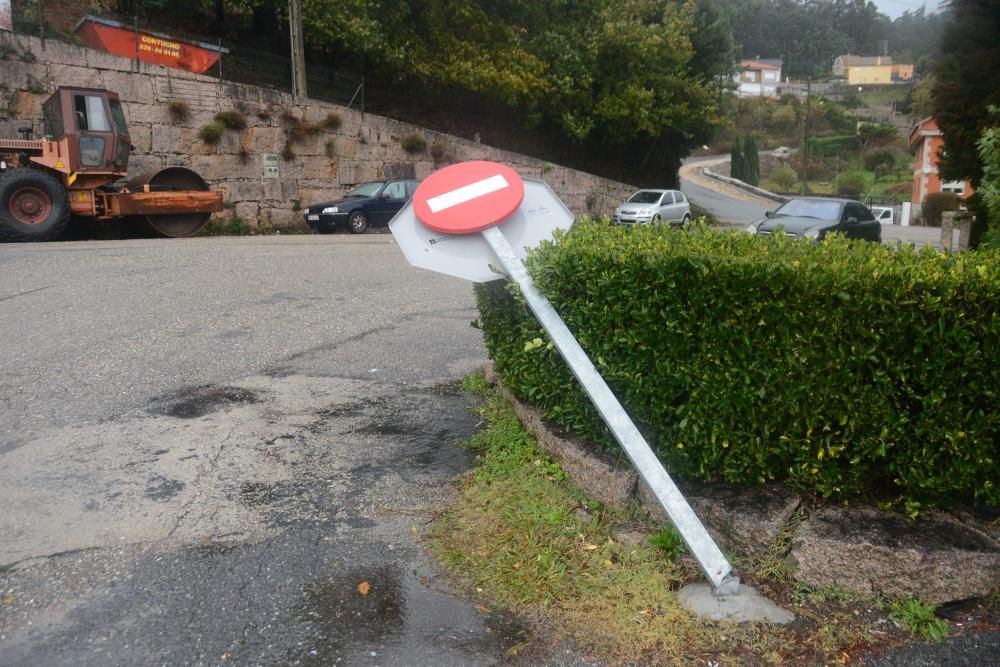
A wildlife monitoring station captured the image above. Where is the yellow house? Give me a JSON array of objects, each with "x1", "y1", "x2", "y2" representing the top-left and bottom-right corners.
[{"x1": 847, "y1": 64, "x2": 893, "y2": 85}]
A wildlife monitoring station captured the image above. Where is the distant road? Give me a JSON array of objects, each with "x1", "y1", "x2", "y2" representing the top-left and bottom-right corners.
[
  {"x1": 679, "y1": 156, "x2": 776, "y2": 226},
  {"x1": 680, "y1": 155, "x2": 944, "y2": 249}
]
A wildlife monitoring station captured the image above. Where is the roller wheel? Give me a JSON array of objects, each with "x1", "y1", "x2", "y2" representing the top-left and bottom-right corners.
[
  {"x1": 0, "y1": 168, "x2": 70, "y2": 242},
  {"x1": 128, "y1": 167, "x2": 212, "y2": 238},
  {"x1": 682, "y1": 214, "x2": 691, "y2": 225},
  {"x1": 348, "y1": 210, "x2": 369, "y2": 234}
]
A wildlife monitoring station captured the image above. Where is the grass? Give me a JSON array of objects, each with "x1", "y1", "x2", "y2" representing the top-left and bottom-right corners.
[
  {"x1": 890, "y1": 599, "x2": 950, "y2": 642},
  {"x1": 428, "y1": 373, "x2": 933, "y2": 665}
]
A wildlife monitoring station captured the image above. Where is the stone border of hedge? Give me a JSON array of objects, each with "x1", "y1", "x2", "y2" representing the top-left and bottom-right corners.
[{"x1": 483, "y1": 364, "x2": 1000, "y2": 604}]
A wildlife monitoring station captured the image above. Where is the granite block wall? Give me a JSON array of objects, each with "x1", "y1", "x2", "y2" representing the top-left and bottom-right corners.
[{"x1": 1, "y1": 31, "x2": 635, "y2": 230}]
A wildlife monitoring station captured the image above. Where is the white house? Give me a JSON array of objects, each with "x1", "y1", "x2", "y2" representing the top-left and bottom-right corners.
[{"x1": 735, "y1": 59, "x2": 783, "y2": 98}]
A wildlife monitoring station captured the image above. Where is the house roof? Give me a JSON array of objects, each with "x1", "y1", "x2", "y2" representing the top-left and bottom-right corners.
[
  {"x1": 740, "y1": 59, "x2": 781, "y2": 71},
  {"x1": 838, "y1": 54, "x2": 893, "y2": 66},
  {"x1": 908, "y1": 117, "x2": 941, "y2": 147}
]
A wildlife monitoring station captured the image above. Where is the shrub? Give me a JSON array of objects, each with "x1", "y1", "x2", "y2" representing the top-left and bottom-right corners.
[
  {"x1": 921, "y1": 192, "x2": 961, "y2": 227},
  {"x1": 430, "y1": 140, "x2": 448, "y2": 163},
  {"x1": 197, "y1": 121, "x2": 225, "y2": 145},
  {"x1": 771, "y1": 164, "x2": 799, "y2": 192},
  {"x1": 836, "y1": 171, "x2": 867, "y2": 196},
  {"x1": 400, "y1": 132, "x2": 427, "y2": 154},
  {"x1": 319, "y1": 112, "x2": 342, "y2": 131},
  {"x1": 214, "y1": 110, "x2": 247, "y2": 130},
  {"x1": 167, "y1": 100, "x2": 190, "y2": 122},
  {"x1": 475, "y1": 222, "x2": 1000, "y2": 508}
]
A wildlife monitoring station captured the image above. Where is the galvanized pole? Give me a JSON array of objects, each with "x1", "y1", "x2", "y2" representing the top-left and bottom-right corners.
[{"x1": 480, "y1": 225, "x2": 739, "y2": 595}]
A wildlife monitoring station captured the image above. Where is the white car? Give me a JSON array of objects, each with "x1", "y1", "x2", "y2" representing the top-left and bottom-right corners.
[{"x1": 614, "y1": 189, "x2": 691, "y2": 226}]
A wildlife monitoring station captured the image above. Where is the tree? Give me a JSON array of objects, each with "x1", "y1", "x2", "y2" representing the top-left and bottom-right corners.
[
  {"x1": 932, "y1": 0, "x2": 1000, "y2": 186},
  {"x1": 745, "y1": 134, "x2": 760, "y2": 186},
  {"x1": 976, "y1": 107, "x2": 1000, "y2": 248}
]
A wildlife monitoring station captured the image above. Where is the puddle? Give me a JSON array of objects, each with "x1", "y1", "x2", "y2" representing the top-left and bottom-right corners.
[
  {"x1": 150, "y1": 385, "x2": 262, "y2": 419},
  {"x1": 289, "y1": 564, "x2": 528, "y2": 664}
]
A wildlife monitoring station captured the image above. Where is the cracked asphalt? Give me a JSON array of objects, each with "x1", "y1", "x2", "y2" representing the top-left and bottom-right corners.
[{"x1": 0, "y1": 235, "x2": 525, "y2": 665}]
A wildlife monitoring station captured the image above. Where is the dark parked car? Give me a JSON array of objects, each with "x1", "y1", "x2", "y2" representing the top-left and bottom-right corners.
[
  {"x1": 304, "y1": 179, "x2": 420, "y2": 234},
  {"x1": 745, "y1": 197, "x2": 881, "y2": 242}
]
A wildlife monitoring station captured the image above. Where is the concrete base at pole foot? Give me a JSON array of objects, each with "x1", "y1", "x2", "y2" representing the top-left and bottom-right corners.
[{"x1": 678, "y1": 583, "x2": 795, "y2": 624}]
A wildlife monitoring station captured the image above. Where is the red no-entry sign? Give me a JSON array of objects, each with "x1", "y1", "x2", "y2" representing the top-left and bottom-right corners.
[{"x1": 412, "y1": 161, "x2": 525, "y2": 234}]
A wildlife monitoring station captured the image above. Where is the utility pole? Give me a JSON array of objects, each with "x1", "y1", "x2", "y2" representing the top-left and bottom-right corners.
[
  {"x1": 288, "y1": 0, "x2": 307, "y2": 99},
  {"x1": 801, "y1": 76, "x2": 811, "y2": 195}
]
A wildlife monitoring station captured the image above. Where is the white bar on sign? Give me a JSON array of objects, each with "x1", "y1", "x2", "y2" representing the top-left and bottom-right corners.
[{"x1": 427, "y1": 174, "x2": 509, "y2": 213}]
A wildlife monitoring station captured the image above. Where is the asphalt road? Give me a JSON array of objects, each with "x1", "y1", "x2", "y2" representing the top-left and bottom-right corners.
[
  {"x1": 0, "y1": 235, "x2": 526, "y2": 665},
  {"x1": 1, "y1": 233, "x2": 993, "y2": 665}
]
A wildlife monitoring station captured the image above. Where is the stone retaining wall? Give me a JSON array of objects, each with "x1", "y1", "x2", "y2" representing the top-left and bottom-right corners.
[{"x1": 0, "y1": 31, "x2": 635, "y2": 229}]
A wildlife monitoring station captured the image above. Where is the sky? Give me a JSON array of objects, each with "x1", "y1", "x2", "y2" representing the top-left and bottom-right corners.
[{"x1": 873, "y1": 0, "x2": 944, "y2": 18}]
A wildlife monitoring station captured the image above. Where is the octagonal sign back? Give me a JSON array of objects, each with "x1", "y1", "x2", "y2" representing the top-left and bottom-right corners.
[{"x1": 389, "y1": 177, "x2": 575, "y2": 283}]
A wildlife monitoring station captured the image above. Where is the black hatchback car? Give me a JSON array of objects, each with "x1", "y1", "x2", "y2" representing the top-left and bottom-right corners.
[
  {"x1": 304, "y1": 179, "x2": 420, "y2": 234},
  {"x1": 745, "y1": 197, "x2": 882, "y2": 243}
]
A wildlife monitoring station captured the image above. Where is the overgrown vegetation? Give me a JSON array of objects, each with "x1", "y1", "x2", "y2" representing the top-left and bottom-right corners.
[
  {"x1": 431, "y1": 374, "x2": 943, "y2": 664},
  {"x1": 476, "y1": 222, "x2": 1000, "y2": 509},
  {"x1": 167, "y1": 100, "x2": 190, "y2": 122},
  {"x1": 198, "y1": 212, "x2": 267, "y2": 236},
  {"x1": 197, "y1": 121, "x2": 225, "y2": 145},
  {"x1": 400, "y1": 132, "x2": 427, "y2": 154},
  {"x1": 214, "y1": 110, "x2": 247, "y2": 130}
]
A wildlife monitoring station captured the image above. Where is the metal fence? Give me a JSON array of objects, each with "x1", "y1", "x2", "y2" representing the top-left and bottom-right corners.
[{"x1": 14, "y1": 8, "x2": 380, "y2": 114}]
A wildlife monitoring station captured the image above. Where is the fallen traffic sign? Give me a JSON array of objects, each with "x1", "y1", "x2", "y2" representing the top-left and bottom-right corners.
[
  {"x1": 389, "y1": 178, "x2": 574, "y2": 283},
  {"x1": 390, "y1": 160, "x2": 740, "y2": 596}
]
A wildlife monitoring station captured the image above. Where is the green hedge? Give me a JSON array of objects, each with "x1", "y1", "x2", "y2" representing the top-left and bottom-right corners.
[
  {"x1": 807, "y1": 135, "x2": 856, "y2": 157},
  {"x1": 476, "y1": 222, "x2": 1000, "y2": 508}
]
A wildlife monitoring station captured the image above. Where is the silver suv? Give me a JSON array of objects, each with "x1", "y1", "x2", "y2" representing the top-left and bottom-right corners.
[{"x1": 614, "y1": 189, "x2": 691, "y2": 226}]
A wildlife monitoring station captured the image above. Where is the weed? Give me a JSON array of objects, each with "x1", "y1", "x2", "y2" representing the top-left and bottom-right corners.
[
  {"x1": 198, "y1": 213, "x2": 259, "y2": 236},
  {"x1": 238, "y1": 148, "x2": 251, "y2": 165},
  {"x1": 890, "y1": 599, "x2": 950, "y2": 642},
  {"x1": 400, "y1": 132, "x2": 426, "y2": 154},
  {"x1": 25, "y1": 74, "x2": 47, "y2": 95},
  {"x1": 280, "y1": 143, "x2": 296, "y2": 162},
  {"x1": 743, "y1": 506, "x2": 804, "y2": 583},
  {"x1": 256, "y1": 109, "x2": 272, "y2": 121},
  {"x1": 0, "y1": 44, "x2": 16, "y2": 59},
  {"x1": 430, "y1": 140, "x2": 448, "y2": 163},
  {"x1": 585, "y1": 193, "x2": 598, "y2": 212},
  {"x1": 167, "y1": 100, "x2": 190, "y2": 122},
  {"x1": 543, "y1": 162, "x2": 555, "y2": 174},
  {"x1": 214, "y1": 110, "x2": 247, "y2": 130},
  {"x1": 319, "y1": 112, "x2": 342, "y2": 131},
  {"x1": 19, "y1": 49, "x2": 36, "y2": 63},
  {"x1": 197, "y1": 121, "x2": 225, "y2": 145},
  {"x1": 647, "y1": 526, "x2": 686, "y2": 560}
]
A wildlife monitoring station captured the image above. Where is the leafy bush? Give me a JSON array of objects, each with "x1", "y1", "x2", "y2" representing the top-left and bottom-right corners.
[
  {"x1": 921, "y1": 192, "x2": 961, "y2": 227},
  {"x1": 771, "y1": 164, "x2": 799, "y2": 192},
  {"x1": 197, "y1": 121, "x2": 225, "y2": 145},
  {"x1": 214, "y1": 110, "x2": 247, "y2": 130},
  {"x1": 476, "y1": 222, "x2": 1000, "y2": 507},
  {"x1": 836, "y1": 171, "x2": 867, "y2": 196},
  {"x1": 401, "y1": 132, "x2": 427, "y2": 154}
]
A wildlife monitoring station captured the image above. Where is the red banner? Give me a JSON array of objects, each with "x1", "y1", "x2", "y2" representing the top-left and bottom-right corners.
[{"x1": 75, "y1": 17, "x2": 222, "y2": 74}]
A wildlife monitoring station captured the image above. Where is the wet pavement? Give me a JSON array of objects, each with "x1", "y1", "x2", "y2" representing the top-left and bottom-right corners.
[{"x1": 0, "y1": 236, "x2": 524, "y2": 665}]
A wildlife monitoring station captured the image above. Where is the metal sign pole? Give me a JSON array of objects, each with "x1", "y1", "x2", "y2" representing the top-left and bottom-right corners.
[{"x1": 480, "y1": 225, "x2": 739, "y2": 595}]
